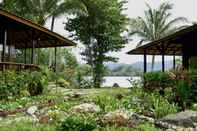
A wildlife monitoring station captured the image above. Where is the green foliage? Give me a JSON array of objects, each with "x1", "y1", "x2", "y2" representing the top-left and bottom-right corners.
[
  {"x1": 60, "y1": 114, "x2": 98, "y2": 131},
  {"x1": 57, "y1": 78, "x2": 70, "y2": 88},
  {"x1": 123, "y1": 87, "x2": 178, "y2": 118},
  {"x1": 144, "y1": 71, "x2": 174, "y2": 91},
  {"x1": 151, "y1": 94, "x2": 178, "y2": 118},
  {"x1": 65, "y1": 0, "x2": 128, "y2": 88},
  {"x1": 0, "y1": 70, "x2": 48, "y2": 100},
  {"x1": 189, "y1": 70, "x2": 197, "y2": 102},
  {"x1": 27, "y1": 71, "x2": 48, "y2": 96},
  {"x1": 0, "y1": 71, "x2": 28, "y2": 99}
]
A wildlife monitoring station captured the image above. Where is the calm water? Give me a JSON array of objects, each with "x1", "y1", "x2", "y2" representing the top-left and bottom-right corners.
[
  {"x1": 85, "y1": 76, "x2": 141, "y2": 88},
  {"x1": 102, "y1": 76, "x2": 141, "y2": 88}
]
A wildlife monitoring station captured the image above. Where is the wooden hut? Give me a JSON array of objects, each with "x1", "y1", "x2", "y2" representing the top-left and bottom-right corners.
[
  {"x1": 127, "y1": 25, "x2": 197, "y2": 73},
  {"x1": 0, "y1": 9, "x2": 76, "y2": 71}
]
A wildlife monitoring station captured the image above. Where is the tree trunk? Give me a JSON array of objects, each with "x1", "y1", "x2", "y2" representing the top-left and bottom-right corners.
[{"x1": 49, "y1": 16, "x2": 55, "y2": 67}]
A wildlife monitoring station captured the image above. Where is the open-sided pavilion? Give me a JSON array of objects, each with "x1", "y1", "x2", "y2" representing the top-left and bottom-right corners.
[
  {"x1": 128, "y1": 25, "x2": 197, "y2": 73},
  {"x1": 0, "y1": 9, "x2": 76, "y2": 71}
]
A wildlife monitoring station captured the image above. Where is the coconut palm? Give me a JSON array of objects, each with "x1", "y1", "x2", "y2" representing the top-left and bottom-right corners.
[{"x1": 129, "y1": 2, "x2": 188, "y2": 71}]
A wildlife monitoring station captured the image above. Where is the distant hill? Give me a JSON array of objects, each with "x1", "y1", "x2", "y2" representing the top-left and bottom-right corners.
[
  {"x1": 106, "y1": 61, "x2": 173, "y2": 76},
  {"x1": 131, "y1": 61, "x2": 173, "y2": 71}
]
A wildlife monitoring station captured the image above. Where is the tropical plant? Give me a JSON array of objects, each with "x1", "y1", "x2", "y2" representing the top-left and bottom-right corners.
[
  {"x1": 129, "y1": 2, "x2": 188, "y2": 70},
  {"x1": 27, "y1": 71, "x2": 48, "y2": 96},
  {"x1": 144, "y1": 71, "x2": 174, "y2": 92},
  {"x1": 60, "y1": 114, "x2": 98, "y2": 131}
]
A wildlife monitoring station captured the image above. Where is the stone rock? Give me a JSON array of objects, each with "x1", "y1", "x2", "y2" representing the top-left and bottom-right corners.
[
  {"x1": 26, "y1": 106, "x2": 38, "y2": 116},
  {"x1": 72, "y1": 103, "x2": 101, "y2": 113},
  {"x1": 102, "y1": 110, "x2": 132, "y2": 126},
  {"x1": 161, "y1": 110, "x2": 197, "y2": 128},
  {"x1": 113, "y1": 83, "x2": 120, "y2": 88}
]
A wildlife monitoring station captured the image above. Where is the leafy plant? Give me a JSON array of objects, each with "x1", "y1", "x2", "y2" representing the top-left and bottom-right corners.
[
  {"x1": 60, "y1": 114, "x2": 97, "y2": 131},
  {"x1": 151, "y1": 94, "x2": 178, "y2": 118},
  {"x1": 27, "y1": 71, "x2": 48, "y2": 96},
  {"x1": 90, "y1": 93, "x2": 119, "y2": 112},
  {"x1": 144, "y1": 72, "x2": 174, "y2": 92}
]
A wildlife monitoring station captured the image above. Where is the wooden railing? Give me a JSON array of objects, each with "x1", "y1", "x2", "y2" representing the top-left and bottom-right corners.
[{"x1": 0, "y1": 62, "x2": 40, "y2": 71}]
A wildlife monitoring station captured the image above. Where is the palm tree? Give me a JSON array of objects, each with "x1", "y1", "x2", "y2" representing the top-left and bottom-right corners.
[{"x1": 129, "y1": 2, "x2": 188, "y2": 71}]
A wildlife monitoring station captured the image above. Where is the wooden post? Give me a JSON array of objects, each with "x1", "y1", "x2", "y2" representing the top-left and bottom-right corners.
[
  {"x1": 31, "y1": 40, "x2": 34, "y2": 64},
  {"x1": 144, "y1": 49, "x2": 147, "y2": 73},
  {"x1": 182, "y1": 54, "x2": 189, "y2": 70},
  {"x1": 24, "y1": 45, "x2": 27, "y2": 64},
  {"x1": 182, "y1": 44, "x2": 189, "y2": 70},
  {"x1": 162, "y1": 45, "x2": 165, "y2": 72},
  {"x1": 173, "y1": 54, "x2": 176, "y2": 70},
  {"x1": 2, "y1": 29, "x2": 7, "y2": 62},
  {"x1": 0, "y1": 27, "x2": 5, "y2": 62}
]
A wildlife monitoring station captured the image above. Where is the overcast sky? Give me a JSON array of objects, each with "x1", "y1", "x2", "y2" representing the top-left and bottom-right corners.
[{"x1": 45, "y1": 0, "x2": 197, "y2": 64}]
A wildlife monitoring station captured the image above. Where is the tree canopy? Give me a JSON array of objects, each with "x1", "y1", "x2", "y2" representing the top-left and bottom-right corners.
[{"x1": 65, "y1": 0, "x2": 129, "y2": 88}]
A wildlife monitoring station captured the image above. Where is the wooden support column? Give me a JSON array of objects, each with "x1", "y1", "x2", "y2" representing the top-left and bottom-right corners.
[
  {"x1": 182, "y1": 54, "x2": 189, "y2": 70},
  {"x1": 31, "y1": 40, "x2": 35, "y2": 64},
  {"x1": 182, "y1": 44, "x2": 189, "y2": 70},
  {"x1": 173, "y1": 53, "x2": 176, "y2": 70},
  {"x1": 162, "y1": 44, "x2": 165, "y2": 72},
  {"x1": 24, "y1": 44, "x2": 27, "y2": 64},
  {"x1": 2, "y1": 29, "x2": 7, "y2": 62},
  {"x1": 144, "y1": 49, "x2": 147, "y2": 73},
  {"x1": 0, "y1": 27, "x2": 5, "y2": 62},
  {"x1": 8, "y1": 44, "x2": 11, "y2": 62}
]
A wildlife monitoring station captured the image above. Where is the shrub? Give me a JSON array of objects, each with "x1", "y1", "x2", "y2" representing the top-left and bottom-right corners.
[
  {"x1": 0, "y1": 71, "x2": 28, "y2": 99},
  {"x1": 27, "y1": 71, "x2": 48, "y2": 96},
  {"x1": 144, "y1": 72, "x2": 174, "y2": 92},
  {"x1": 0, "y1": 70, "x2": 49, "y2": 99},
  {"x1": 57, "y1": 78, "x2": 70, "y2": 88},
  {"x1": 60, "y1": 114, "x2": 97, "y2": 131}
]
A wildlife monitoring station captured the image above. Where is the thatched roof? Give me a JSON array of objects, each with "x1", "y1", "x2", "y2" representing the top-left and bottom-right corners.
[
  {"x1": 127, "y1": 25, "x2": 197, "y2": 56},
  {"x1": 0, "y1": 9, "x2": 76, "y2": 49}
]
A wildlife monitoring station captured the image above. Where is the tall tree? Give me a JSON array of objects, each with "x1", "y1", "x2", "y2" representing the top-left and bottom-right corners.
[
  {"x1": 129, "y1": 2, "x2": 188, "y2": 71},
  {"x1": 65, "y1": 0, "x2": 128, "y2": 88}
]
